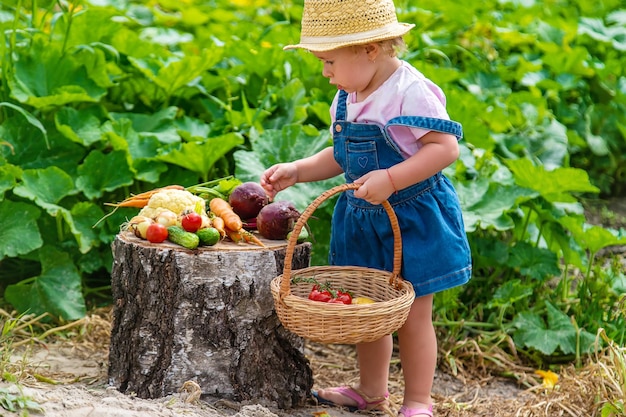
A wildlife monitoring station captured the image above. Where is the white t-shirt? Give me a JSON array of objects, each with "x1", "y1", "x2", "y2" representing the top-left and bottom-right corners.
[{"x1": 330, "y1": 61, "x2": 451, "y2": 159}]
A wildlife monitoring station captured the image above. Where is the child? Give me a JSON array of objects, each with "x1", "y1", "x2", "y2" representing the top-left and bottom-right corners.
[{"x1": 260, "y1": 0, "x2": 472, "y2": 415}]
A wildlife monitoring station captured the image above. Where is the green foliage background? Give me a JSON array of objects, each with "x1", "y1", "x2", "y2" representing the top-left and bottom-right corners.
[{"x1": 1, "y1": 0, "x2": 625, "y2": 366}]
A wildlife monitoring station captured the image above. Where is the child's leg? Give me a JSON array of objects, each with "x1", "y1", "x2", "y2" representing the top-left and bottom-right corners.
[
  {"x1": 314, "y1": 334, "x2": 393, "y2": 407},
  {"x1": 397, "y1": 294, "x2": 436, "y2": 414},
  {"x1": 356, "y1": 335, "x2": 393, "y2": 395}
]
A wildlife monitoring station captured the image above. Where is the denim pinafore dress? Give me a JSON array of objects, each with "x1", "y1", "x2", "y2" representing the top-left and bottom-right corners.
[{"x1": 329, "y1": 90, "x2": 472, "y2": 296}]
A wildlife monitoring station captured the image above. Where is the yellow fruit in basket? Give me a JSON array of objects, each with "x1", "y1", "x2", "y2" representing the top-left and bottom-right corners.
[{"x1": 352, "y1": 297, "x2": 376, "y2": 304}]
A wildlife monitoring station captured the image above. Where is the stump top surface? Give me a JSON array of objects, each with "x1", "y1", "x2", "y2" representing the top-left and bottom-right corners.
[{"x1": 117, "y1": 230, "x2": 291, "y2": 252}]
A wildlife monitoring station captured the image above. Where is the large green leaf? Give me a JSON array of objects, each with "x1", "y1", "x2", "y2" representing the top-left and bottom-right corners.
[
  {"x1": 487, "y1": 279, "x2": 533, "y2": 309},
  {"x1": 7, "y1": 37, "x2": 107, "y2": 108},
  {"x1": 158, "y1": 133, "x2": 245, "y2": 181},
  {"x1": 560, "y1": 217, "x2": 626, "y2": 256},
  {"x1": 512, "y1": 301, "x2": 596, "y2": 355},
  {"x1": 0, "y1": 201, "x2": 43, "y2": 259},
  {"x1": 0, "y1": 102, "x2": 48, "y2": 148},
  {"x1": 506, "y1": 241, "x2": 562, "y2": 281},
  {"x1": 263, "y1": 79, "x2": 310, "y2": 129},
  {"x1": 110, "y1": 107, "x2": 181, "y2": 144},
  {"x1": 128, "y1": 48, "x2": 222, "y2": 96},
  {"x1": 0, "y1": 119, "x2": 86, "y2": 173},
  {"x1": 104, "y1": 118, "x2": 168, "y2": 182},
  {"x1": 54, "y1": 106, "x2": 106, "y2": 147},
  {"x1": 0, "y1": 160, "x2": 22, "y2": 198},
  {"x1": 506, "y1": 158, "x2": 600, "y2": 203},
  {"x1": 4, "y1": 246, "x2": 86, "y2": 320},
  {"x1": 12, "y1": 166, "x2": 76, "y2": 206},
  {"x1": 456, "y1": 178, "x2": 530, "y2": 232},
  {"x1": 76, "y1": 150, "x2": 134, "y2": 199}
]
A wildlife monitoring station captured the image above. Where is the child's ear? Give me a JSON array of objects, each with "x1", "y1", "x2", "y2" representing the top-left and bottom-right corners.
[{"x1": 364, "y1": 43, "x2": 380, "y2": 61}]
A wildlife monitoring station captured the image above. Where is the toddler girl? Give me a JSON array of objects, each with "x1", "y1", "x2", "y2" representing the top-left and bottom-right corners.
[{"x1": 261, "y1": 1, "x2": 472, "y2": 415}]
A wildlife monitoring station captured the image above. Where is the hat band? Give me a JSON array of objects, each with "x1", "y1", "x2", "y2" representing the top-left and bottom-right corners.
[{"x1": 299, "y1": 22, "x2": 409, "y2": 47}]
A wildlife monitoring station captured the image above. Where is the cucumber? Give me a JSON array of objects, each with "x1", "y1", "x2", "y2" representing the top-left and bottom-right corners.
[
  {"x1": 167, "y1": 225, "x2": 199, "y2": 249},
  {"x1": 196, "y1": 227, "x2": 220, "y2": 246}
]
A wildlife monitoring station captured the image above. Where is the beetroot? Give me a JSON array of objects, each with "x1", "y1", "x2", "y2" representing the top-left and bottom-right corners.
[
  {"x1": 229, "y1": 182, "x2": 269, "y2": 220},
  {"x1": 256, "y1": 201, "x2": 301, "y2": 240}
]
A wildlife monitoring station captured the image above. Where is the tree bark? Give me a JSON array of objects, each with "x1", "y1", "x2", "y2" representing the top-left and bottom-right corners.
[{"x1": 108, "y1": 232, "x2": 313, "y2": 408}]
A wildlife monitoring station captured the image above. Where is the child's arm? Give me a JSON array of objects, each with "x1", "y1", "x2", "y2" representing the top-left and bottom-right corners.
[
  {"x1": 260, "y1": 147, "x2": 342, "y2": 199},
  {"x1": 389, "y1": 131, "x2": 460, "y2": 188},
  {"x1": 353, "y1": 131, "x2": 459, "y2": 204}
]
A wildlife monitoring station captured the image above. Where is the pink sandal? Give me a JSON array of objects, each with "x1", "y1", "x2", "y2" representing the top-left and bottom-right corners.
[
  {"x1": 398, "y1": 404, "x2": 434, "y2": 417},
  {"x1": 312, "y1": 386, "x2": 392, "y2": 414}
]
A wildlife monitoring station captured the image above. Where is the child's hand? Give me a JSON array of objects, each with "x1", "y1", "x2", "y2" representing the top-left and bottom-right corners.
[
  {"x1": 353, "y1": 169, "x2": 395, "y2": 205},
  {"x1": 260, "y1": 162, "x2": 298, "y2": 200}
]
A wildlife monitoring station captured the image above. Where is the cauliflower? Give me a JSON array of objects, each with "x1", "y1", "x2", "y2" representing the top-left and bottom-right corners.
[{"x1": 138, "y1": 189, "x2": 206, "y2": 217}]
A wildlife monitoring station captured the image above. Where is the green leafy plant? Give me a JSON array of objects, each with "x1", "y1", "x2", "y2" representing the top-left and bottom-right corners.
[
  {"x1": 0, "y1": 387, "x2": 43, "y2": 415},
  {"x1": 0, "y1": 311, "x2": 44, "y2": 415}
]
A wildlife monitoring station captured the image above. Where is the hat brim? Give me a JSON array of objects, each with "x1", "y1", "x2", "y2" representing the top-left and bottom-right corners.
[{"x1": 283, "y1": 22, "x2": 415, "y2": 52}]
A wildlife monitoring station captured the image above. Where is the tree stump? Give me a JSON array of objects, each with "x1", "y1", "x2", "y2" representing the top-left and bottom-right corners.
[{"x1": 108, "y1": 231, "x2": 313, "y2": 408}]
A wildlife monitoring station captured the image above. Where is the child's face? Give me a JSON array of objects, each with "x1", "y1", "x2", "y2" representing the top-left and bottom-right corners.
[{"x1": 312, "y1": 46, "x2": 375, "y2": 94}]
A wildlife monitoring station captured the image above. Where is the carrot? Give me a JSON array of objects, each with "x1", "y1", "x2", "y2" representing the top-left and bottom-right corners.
[
  {"x1": 209, "y1": 197, "x2": 266, "y2": 247},
  {"x1": 104, "y1": 185, "x2": 185, "y2": 208},
  {"x1": 211, "y1": 215, "x2": 226, "y2": 238},
  {"x1": 225, "y1": 228, "x2": 244, "y2": 243},
  {"x1": 209, "y1": 198, "x2": 243, "y2": 231},
  {"x1": 104, "y1": 197, "x2": 151, "y2": 208},
  {"x1": 223, "y1": 228, "x2": 264, "y2": 247},
  {"x1": 240, "y1": 229, "x2": 265, "y2": 247}
]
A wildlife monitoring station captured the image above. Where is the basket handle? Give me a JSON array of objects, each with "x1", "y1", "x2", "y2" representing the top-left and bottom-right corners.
[{"x1": 281, "y1": 182, "x2": 403, "y2": 299}]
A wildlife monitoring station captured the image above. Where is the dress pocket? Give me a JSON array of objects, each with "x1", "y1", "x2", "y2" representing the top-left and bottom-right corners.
[{"x1": 345, "y1": 140, "x2": 379, "y2": 180}]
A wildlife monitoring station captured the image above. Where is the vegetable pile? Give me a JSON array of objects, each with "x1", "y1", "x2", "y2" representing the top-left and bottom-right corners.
[{"x1": 112, "y1": 178, "x2": 304, "y2": 250}]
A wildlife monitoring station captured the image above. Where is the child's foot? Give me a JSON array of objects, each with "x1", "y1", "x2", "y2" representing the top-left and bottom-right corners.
[
  {"x1": 312, "y1": 386, "x2": 390, "y2": 412},
  {"x1": 398, "y1": 404, "x2": 434, "y2": 417}
]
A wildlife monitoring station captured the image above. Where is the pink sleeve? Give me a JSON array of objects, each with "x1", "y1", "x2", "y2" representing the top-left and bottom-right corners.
[{"x1": 400, "y1": 79, "x2": 451, "y2": 142}]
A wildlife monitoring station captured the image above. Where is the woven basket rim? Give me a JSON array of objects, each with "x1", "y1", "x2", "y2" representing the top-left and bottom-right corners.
[{"x1": 271, "y1": 275, "x2": 415, "y2": 317}]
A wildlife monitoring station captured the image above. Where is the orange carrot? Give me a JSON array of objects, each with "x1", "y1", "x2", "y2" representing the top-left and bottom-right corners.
[
  {"x1": 223, "y1": 227, "x2": 265, "y2": 247},
  {"x1": 105, "y1": 185, "x2": 185, "y2": 208},
  {"x1": 209, "y1": 198, "x2": 243, "y2": 231},
  {"x1": 211, "y1": 215, "x2": 226, "y2": 237},
  {"x1": 225, "y1": 228, "x2": 244, "y2": 243},
  {"x1": 209, "y1": 197, "x2": 266, "y2": 247},
  {"x1": 104, "y1": 197, "x2": 150, "y2": 208},
  {"x1": 241, "y1": 230, "x2": 265, "y2": 247}
]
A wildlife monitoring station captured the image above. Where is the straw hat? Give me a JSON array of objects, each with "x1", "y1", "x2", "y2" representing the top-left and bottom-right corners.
[{"x1": 284, "y1": 0, "x2": 415, "y2": 52}]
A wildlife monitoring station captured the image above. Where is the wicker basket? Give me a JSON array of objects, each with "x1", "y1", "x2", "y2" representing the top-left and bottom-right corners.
[{"x1": 271, "y1": 183, "x2": 415, "y2": 344}]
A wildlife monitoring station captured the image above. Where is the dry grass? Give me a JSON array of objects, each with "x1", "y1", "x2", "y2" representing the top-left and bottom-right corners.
[
  {"x1": 2, "y1": 307, "x2": 625, "y2": 417},
  {"x1": 0, "y1": 307, "x2": 112, "y2": 383}
]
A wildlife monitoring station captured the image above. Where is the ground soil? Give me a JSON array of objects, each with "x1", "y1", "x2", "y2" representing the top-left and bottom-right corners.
[
  {"x1": 2, "y1": 305, "x2": 611, "y2": 417},
  {"x1": 2, "y1": 334, "x2": 535, "y2": 417}
]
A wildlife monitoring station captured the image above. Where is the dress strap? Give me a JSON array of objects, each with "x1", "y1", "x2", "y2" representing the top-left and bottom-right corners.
[
  {"x1": 334, "y1": 90, "x2": 349, "y2": 121},
  {"x1": 385, "y1": 115, "x2": 463, "y2": 140},
  {"x1": 335, "y1": 90, "x2": 463, "y2": 140}
]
